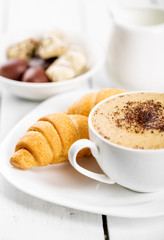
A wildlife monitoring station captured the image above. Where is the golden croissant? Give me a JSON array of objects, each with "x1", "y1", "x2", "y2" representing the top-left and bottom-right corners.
[
  {"x1": 67, "y1": 88, "x2": 126, "y2": 117},
  {"x1": 10, "y1": 113, "x2": 89, "y2": 170}
]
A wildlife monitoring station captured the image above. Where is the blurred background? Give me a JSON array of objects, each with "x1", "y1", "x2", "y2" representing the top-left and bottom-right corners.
[{"x1": 0, "y1": 0, "x2": 164, "y2": 89}]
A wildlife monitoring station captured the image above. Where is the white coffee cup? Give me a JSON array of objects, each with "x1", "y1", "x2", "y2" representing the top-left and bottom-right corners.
[{"x1": 68, "y1": 92, "x2": 164, "y2": 193}]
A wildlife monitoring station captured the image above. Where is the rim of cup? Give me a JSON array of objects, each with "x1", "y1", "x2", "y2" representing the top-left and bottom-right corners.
[{"x1": 89, "y1": 91, "x2": 164, "y2": 153}]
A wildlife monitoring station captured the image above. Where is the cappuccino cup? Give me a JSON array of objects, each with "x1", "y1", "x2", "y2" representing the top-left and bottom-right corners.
[{"x1": 68, "y1": 91, "x2": 164, "y2": 192}]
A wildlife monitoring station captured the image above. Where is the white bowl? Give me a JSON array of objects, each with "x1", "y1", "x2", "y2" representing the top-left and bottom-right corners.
[{"x1": 0, "y1": 30, "x2": 103, "y2": 100}]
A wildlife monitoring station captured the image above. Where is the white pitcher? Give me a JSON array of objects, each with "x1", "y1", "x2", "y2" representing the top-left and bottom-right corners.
[{"x1": 106, "y1": 6, "x2": 164, "y2": 91}]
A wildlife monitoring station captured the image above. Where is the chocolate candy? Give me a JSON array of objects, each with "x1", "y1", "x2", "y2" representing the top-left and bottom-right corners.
[
  {"x1": 28, "y1": 56, "x2": 56, "y2": 70},
  {"x1": 22, "y1": 66, "x2": 50, "y2": 83},
  {"x1": 0, "y1": 58, "x2": 28, "y2": 80}
]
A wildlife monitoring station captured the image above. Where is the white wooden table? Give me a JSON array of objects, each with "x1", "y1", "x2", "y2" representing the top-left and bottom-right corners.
[{"x1": 0, "y1": 0, "x2": 164, "y2": 239}]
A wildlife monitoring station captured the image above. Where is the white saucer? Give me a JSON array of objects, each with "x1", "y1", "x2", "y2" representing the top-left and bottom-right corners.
[{"x1": 0, "y1": 89, "x2": 164, "y2": 218}]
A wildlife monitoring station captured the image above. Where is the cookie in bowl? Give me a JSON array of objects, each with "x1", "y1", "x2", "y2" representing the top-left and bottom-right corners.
[{"x1": 0, "y1": 29, "x2": 103, "y2": 99}]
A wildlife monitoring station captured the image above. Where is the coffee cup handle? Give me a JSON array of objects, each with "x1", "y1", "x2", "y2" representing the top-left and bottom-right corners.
[{"x1": 68, "y1": 139, "x2": 115, "y2": 184}]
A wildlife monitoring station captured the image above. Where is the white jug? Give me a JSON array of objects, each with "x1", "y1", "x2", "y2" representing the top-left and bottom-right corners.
[{"x1": 106, "y1": 6, "x2": 164, "y2": 91}]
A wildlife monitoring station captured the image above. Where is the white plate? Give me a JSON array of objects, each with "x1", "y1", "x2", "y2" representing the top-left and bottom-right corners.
[
  {"x1": 0, "y1": 89, "x2": 164, "y2": 218},
  {"x1": 0, "y1": 30, "x2": 103, "y2": 100}
]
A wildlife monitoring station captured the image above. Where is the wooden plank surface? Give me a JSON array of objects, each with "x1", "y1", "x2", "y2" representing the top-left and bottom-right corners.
[
  {"x1": 0, "y1": 0, "x2": 10, "y2": 33},
  {"x1": 7, "y1": 0, "x2": 82, "y2": 33},
  {"x1": 108, "y1": 216, "x2": 164, "y2": 240},
  {"x1": 0, "y1": 170, "x2": 104, "y2": 240},
  {"x1": 84, "y1": 0, "x2": 121, "y2": 90},
  {"x1": 0, "y1": 0, "x2": 105, "y2": 239}
]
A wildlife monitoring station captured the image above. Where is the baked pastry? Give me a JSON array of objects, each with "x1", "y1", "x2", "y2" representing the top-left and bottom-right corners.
[
  {"x1": 37, "y1": 30, "x2": 69, "y2": 59},
  {"x1": 7, "y1": 38, "x2": 39, "y2": 61},
  {"x1": 10, "y1": 113, "x2": 89, "y2": 169},
  {"x1": 46, "y1": 46, "x2": 87, "y2": 82},
  {"x1": 67, "y1": 88, "x2": 126, "y2": 116}
]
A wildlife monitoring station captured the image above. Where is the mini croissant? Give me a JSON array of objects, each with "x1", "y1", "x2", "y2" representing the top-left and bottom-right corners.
[
  {"x1": 10, "y1": 113, "x2": 89, "y2": 170},
  {"x1": 67, "y1": 88, "x2": 126, "y2": 117}
]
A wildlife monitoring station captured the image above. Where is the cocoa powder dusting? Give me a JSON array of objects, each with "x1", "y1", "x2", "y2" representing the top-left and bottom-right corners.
[{"x1": 115, "y1": 100, "x2": 164, "y2": 133}]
